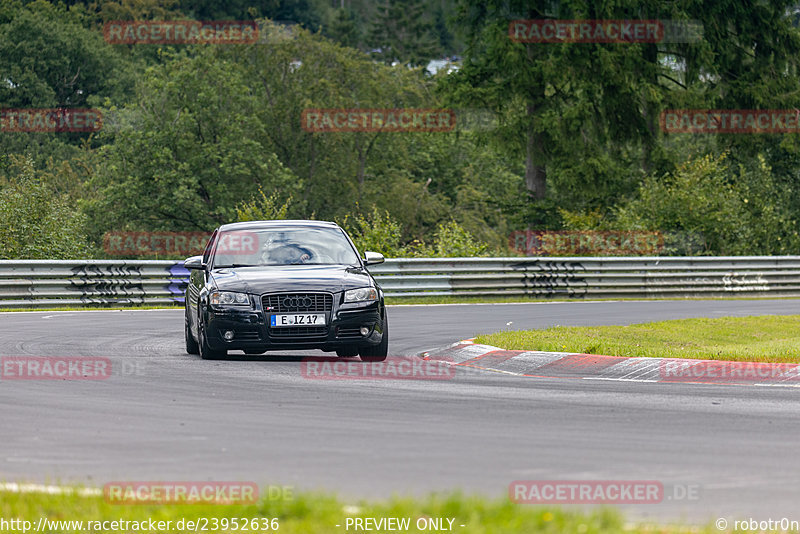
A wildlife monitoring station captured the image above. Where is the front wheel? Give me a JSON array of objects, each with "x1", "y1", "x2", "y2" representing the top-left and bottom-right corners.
[
  {"x1": 360, "y1": 318, "x2": 388, "y2": 362},
  {"x1": 185, "y1": 315, "x2": 199, "y2": 355},
  {"x1": 198, "y1": 317, "x2": 226, "y2": 360}
]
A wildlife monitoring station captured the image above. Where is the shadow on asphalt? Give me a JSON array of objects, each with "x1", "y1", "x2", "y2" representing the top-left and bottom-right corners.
[{"x1": 213, "y1": 352, "x2": 361, "y2": 363}]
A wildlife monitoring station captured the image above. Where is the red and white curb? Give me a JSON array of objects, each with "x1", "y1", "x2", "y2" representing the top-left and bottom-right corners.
[{"x1": 420, "y1": 340, "x2": 800, "y2": 388}]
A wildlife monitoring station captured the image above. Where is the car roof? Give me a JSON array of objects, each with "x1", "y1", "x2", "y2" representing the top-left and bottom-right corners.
[{"x1": 218, "y1": 220, "x2": 341, "y2": 231}]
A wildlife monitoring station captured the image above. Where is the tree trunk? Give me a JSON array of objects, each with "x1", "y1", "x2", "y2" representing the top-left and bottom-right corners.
[
  {"x1": 641, "y1": 43, "x2": 659, "y2": 174},
  {"x1": 525, "y1": 102, "x2": 546, "y2": 199},
  {"x1": 525, "y1": 41, "x2": 546, "y2": 200}
]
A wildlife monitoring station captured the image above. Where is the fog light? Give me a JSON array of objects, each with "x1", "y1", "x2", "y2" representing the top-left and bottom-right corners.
[
  {"x1": 360, "y1": 326, "x2": 370, "y2": 336},
  {"x1": 223, "y1": 330, "x2": 235, "y2": 341}
]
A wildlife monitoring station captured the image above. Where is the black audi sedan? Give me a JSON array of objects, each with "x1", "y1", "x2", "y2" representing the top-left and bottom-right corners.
[{"x1": 183, "y1": 220, "x2": 388, "y2": 361}]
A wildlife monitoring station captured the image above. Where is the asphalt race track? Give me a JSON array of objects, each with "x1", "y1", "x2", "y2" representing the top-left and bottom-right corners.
[{"x1": 2, "y1": 299, "x2": 800, "y2": 524}]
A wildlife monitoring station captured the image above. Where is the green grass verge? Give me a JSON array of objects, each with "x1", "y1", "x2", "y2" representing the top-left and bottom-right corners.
[
  {"x1": 0, "y1": 488, "x2": 712, "y2": 533},
  {"x1": 390, "y1": 295, "x2": 800, "y2": 305},
  {"x1": 387, "y1": 295, "x2": 587, "y2": 305},
  {"x1": 475, "y1": 315, "x2": 800, "y2": 363}
]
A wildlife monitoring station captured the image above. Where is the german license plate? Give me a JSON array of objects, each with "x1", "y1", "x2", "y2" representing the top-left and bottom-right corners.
[{"x1": 270, "y1": 314, "x2": 326, "y2": 327}]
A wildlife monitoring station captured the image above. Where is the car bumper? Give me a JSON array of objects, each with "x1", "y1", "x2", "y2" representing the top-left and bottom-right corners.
[{"x1": 203, "y1": 300, "x2": 385, "y2": 352}]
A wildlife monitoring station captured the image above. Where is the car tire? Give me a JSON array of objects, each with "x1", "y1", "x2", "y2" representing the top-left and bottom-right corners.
[
  {"x1": 360, "y1": 317, "x2": 388, "y2": 362},
  {"x1": 336, "y1": 346, "x2": 359, "y2": 358},
  {"x1": 198, "y1": 316, "x2": 226, "y2": 360},
  {"x1": 185, "y1": 311, "x2": 199, "y2": 355}
]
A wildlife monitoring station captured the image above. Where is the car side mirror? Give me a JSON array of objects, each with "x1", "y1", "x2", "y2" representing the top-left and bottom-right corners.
[
  {"x1": 184, "y1": 255, "x2": 206, "y2": 270},
  {"x1": 363, "y1": 251, "x2": 385, "y2": 266}
]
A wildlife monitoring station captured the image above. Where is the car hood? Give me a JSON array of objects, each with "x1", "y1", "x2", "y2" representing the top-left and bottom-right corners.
[{"x1": 209, "y1": 264, "x2": 375, "y2": 295}]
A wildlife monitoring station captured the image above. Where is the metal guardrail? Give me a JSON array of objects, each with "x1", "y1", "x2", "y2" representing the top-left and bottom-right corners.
[{"x1": 1, "y1": 256, "x2": 799, "y2": 308}]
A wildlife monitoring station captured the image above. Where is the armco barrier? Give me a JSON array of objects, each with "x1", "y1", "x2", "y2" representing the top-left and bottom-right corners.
[{"x1": 1, "y1": 256, "x2": 800, "y2": 308}]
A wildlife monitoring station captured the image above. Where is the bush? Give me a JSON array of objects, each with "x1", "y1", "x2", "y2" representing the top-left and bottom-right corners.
[
  {"x1": 0, "y1": 156, "x2": 91, "y2": 259},
  {"x1": 340, "y1": 208, "x2": 493, "y2": 258},
  {"x1": 428, "y1": 220, "x2": 489, "y2": 257},
  {"x1": 339, "y1": 207, "x2": 404, "y2": 257},
  {"x1": 614, "y1": 153, "x2": 800, "y2": 255},
  {"x1": 236, "y1": 188, "x2": 292, "y2": 222}
]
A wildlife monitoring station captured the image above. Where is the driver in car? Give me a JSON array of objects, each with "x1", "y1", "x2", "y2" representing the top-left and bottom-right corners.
[{"x1": 259, "y1": 234, "x2": 313, "y2": 264}]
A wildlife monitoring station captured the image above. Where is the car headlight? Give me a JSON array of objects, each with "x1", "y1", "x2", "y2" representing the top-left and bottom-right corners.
[
  {"x1": 344, "y1": 287, "x2": 378, "y2": 303},
  {"x1": 210, "y1": 290, "x2": 251, "y2": 307}
]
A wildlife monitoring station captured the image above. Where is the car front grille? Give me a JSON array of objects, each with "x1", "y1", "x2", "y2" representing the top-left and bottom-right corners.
[
  {"x1": 262, "y1": 293, "x2": 333, "y2": 314},
  {"x1": 263, "y1": 292, "x2": 333, "y2": 341}
]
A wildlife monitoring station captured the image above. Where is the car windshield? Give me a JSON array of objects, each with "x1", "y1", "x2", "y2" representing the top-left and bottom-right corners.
[{"x1": 211, "y1": 226, "x2": 360, "y2": 268}]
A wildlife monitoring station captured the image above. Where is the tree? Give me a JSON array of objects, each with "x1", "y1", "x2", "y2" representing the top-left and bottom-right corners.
[
  {"x1": 0, "y1": 155, "x2": 91, "y2": 259},
  {"x1": 0, "y1": 4, "x2": 134, "y2": 109},
  {"x1": 0, "y1": 1, "x2": 139, "y2": 173},
  {"x1": 432, "y1": 0, "x2": 459, "y2": 55},
  {"x1": 228, "y1": 21, "x2": 441, "y2": 223},
  {"x1": 174, "y1": 0, "x2": 327, "y2": 27},
  {"x1": 88, "y1": 48, "x2": 299, "y2": 234},
  {"x1": 368, "y1": 0, "x2": 441, "y2": 66},
  {"x1": 326, "y1": 7, "x2": 359, "y2": 49},
  {"x1": 85, "y1": 0, "x2": 184, "y2": 22}
]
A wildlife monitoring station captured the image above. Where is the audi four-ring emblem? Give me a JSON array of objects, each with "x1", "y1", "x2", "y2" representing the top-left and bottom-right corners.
[{"x1": 283, "y1": 296, "x2": 313, "y2": 308}]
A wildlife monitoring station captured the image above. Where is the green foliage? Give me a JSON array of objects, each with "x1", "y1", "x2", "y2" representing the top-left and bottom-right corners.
[
  {"x1": 236, "y1": 189, "x2": 292, "y2": 222},
  {"x1": 615, "y1": 153, "x2": 800, "y2": 255},
  {"x1": 558, "y1": 208, "x2": 609, "y2": 231},
  {"x1": 429, "y1": 220, "x2": 489, "y2": 257},
  {"x1": 72, "y1": 20, "x2": 518, "y2": 254},
  {"x1": 228, "y1": 22, "x2": 439, "y2": 224},
  {"x1": 88, "y1": 0, "x2": 184, "y2": 22},
  {"x1": 0, "y1": 5, "x2": 134, "y2": 109},
  {"x1": 326, "y1": 8, "x2": 359, "y2": 49},
  {"x1": 445, "y1": 0, "x2": 800, "y2": 229},
  {"x1": 0, "y1": 156, "x2": 91, "y2": 259},
  {"x1": 88, "y1": 47, "x2": 300, "y2": 233},
  {"x1": 0, "y1": 1, "x2": 139, "y2": 173},
  {"x1": 340, "y1": 208, "x2": 493, "y2": 258},
  {"x1": 6, "y1": 2, "x2": 800, "y2": 260},
  {"x1": 368, "y1": 0, "x2": 442, "y2": 67},
  {"x1": 174, "y1": 0, "x2": 327, "y2": 27},
  {"x1": 339, "y1": 207, "x2": 405, "y2": 257}
]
